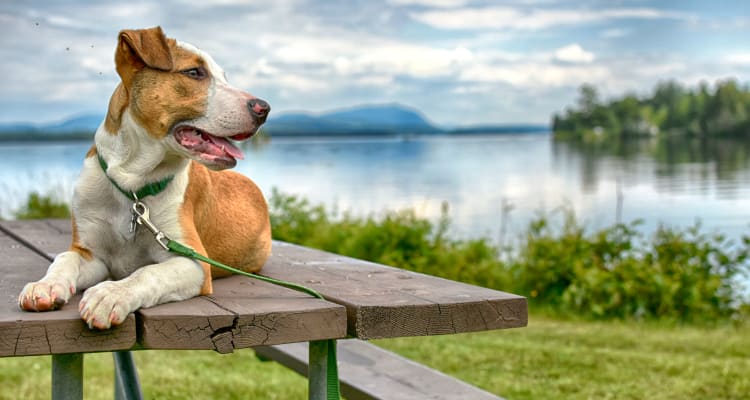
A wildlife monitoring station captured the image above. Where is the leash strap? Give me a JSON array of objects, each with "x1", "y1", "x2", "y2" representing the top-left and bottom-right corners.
[{"x1": 166, "y1": 239, "x2": 342, "y2": 400}]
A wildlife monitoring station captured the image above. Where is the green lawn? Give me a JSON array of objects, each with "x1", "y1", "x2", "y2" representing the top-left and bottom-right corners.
[
  {"x1": 376, "y1": 316, "x2": 750, "y2": 399},
  {"x1": 1, "y1": 316, "x2": 748, "y2": 399}
]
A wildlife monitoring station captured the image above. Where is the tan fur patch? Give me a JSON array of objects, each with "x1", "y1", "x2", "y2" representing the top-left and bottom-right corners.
[
  {"x1": 70, "y1": 215, "x2": 93, "y2": 261},
  {"x1": 127, "y1": 40, "x2": 210, "y2": 138},
  {"x1": 179, "y1": 161, "x2": 272, "y2": 294},
  {"x1": 104, "y1": 84, "x2": 128, "y2": 135},
  {"x1": 85, "y1": 144, "x2": 97, "y2": 158}
]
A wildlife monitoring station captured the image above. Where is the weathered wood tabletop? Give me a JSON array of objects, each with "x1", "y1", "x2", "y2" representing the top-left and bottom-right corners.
[
  {"x1": 1, "y1": 218, "x2": 527, "y2": 354},
  {"x1": 0, "y1": 219, "x2": 527, "y2": 399}
]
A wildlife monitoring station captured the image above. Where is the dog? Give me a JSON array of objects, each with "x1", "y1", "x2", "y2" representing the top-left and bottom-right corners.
[{"x1": 18, "y1": 26, "x2": 272, "y2": 330}]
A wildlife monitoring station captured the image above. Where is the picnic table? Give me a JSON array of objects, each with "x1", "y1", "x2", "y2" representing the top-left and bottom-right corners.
[{"x1": 0, "y1": 219, "x2": 527, "y2": 400}]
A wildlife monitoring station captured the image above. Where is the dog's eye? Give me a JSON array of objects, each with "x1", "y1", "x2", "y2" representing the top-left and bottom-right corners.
[{"x1": 181, "y1": 67, "x2": 207, "y2": 80}]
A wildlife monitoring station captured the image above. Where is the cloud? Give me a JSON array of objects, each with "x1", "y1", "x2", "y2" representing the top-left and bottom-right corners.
[
  {"x1": 410, "y1": 6, "x2": 690, "y2": 30},
  {"x1": 725, "y1": 53, "x2": 750, "y2": 65},
  {"x1": 601, "y1": 27, "x2": 629, "y2": 38},
  {"x1": 387, "y1": 0, "x2": 468, "y2": 7},
  {"x1": 554, "y1": 44, "x2": 595, "y2": 64},
  {"x1": 459, "y1": 62, "x2": 610, "y2": 88}
]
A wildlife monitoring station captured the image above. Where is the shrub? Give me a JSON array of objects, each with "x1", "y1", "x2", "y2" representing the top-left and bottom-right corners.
[
  {"x1": 14, "y1": 192, "x2": 70, "y2": 220},
  {"x1": 269, "y1": 191, "x2": 750, "y2": 323},
  {"x1": 511, "y1": 210, "x2": 749, "y2": 322},
  {"x1": 268, "y1": 189, "x2": 510, "y2": 289}
]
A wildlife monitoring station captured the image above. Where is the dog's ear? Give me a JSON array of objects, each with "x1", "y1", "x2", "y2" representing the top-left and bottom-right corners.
[{"x1": 115, "y1": 26, "x2": 174, "y2": 86}]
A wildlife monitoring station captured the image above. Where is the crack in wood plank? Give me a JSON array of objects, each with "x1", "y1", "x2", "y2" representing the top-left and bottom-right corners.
[{"x1": 209, "y1": 315, "x2": 239, "y2": 354}]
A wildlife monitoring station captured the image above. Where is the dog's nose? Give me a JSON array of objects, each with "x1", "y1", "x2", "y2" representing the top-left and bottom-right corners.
[{"x1": 247, "y1": 98, "x2": 270, "y2": 124}]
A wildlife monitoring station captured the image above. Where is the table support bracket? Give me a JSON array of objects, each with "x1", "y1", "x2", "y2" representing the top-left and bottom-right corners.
[
  {"x1": 52, "y1": 353, "x2": 83, "y2": 400},
  {"x1": 114, "y1": 351, "x2": 143, "y2": 400}
]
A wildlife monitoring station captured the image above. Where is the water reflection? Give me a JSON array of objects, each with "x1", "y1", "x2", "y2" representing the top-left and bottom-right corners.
[{"x1": 552, "y1": 136, "x2": 750, "y2": 199}]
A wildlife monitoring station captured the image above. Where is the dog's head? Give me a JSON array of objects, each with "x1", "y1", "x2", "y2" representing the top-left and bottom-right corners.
[{"x1": 106, "y1": 26, "x2": 269, "y2": 170}]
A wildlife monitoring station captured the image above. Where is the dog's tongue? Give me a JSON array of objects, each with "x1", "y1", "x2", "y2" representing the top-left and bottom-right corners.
[
  {"x1": 206, "y1": 134, "x2": 244, "y2": 160},
  {"x1": 175, "y1": 127, "x2": 244, "y2": 162}
]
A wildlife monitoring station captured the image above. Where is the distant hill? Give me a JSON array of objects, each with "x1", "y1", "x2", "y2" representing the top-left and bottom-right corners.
[
  {"x1": 0, "y1": 103, "x2": 548, "y2": 140},
  {"x1": 0, "y1": 113, "x2": 101, "y2": 141},
  {"x1": 47, "y1": 114, "x2": 102, "y2": 134},
  {"x1": 263, "y1": 103, "x2": 443, "y2": 136}
]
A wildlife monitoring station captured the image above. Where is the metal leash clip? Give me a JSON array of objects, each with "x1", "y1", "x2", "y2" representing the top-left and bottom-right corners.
[{"x1": 131, "y1": 198, "x2": 171, "y2": 250}]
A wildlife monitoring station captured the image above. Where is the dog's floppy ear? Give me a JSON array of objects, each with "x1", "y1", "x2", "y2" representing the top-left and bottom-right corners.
[{"x1": 115, "y1": 26, "x2": 174, "y2": 87}]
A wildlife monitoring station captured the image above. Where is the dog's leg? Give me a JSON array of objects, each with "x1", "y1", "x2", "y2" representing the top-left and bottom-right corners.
[
  {"x1": 79, "y1": 257, "x2": 204, "y2": 330},
  {"x1": 18, "y1": 251, "x2": 109, "y2": 311}
]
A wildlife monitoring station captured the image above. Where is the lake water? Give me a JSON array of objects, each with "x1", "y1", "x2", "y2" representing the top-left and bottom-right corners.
[{"x1": 1, "y1": 134, "x2": 749, "y2": 243}]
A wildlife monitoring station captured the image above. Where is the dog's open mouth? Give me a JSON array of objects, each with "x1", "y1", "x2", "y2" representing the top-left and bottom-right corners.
[{"x1": 173, "y1": 126, "x2": 253, "y2": 167}]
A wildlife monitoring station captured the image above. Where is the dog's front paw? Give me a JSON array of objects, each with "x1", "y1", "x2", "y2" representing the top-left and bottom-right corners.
[
  {"x1": 79, "y1": 281, "x2": 136, "y2": 330},
  {"x1": 18, "y1": 280, "x2": 75, "y2": 311}
]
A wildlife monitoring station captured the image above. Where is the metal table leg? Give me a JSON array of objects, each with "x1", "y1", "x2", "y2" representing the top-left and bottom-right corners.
[
  {"x1": 308, "y1": 340, "x2": 339, "y2": 400},
  {"x1": 52, "y1": 353, "x2": 83, "y2": 400},
  {"x1": 114, "y1": 351, "x2": 143, "y2": 400}
]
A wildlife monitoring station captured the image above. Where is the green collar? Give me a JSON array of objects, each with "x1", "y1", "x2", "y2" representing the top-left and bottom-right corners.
[{"x1": 97, "y1": 153, "x2": 174, "y2": 201}]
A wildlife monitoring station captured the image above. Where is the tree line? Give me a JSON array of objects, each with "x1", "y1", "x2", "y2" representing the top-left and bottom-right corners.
[{"x1": 553, "y1": 79, "x2": 750, "y2": 139}]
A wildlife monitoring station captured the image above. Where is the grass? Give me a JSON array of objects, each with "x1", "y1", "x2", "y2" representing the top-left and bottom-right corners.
[
  {"x1": 2, "y1": 315, "x2": 748, "y2": 399},
  {"x1": 376, "y1": 315, "x2": 750, "y2": 400},
  {"x1": 0, "y1": 349, "x2": 307, "y2": 400}
]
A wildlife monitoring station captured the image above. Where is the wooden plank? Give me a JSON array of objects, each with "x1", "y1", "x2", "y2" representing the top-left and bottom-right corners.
[
  {"x1": 262, "y1": 241, "x2": 527, "y2": 339},
  {"x1": 0, "y1": 219, "x2": 70, "y2": 259},
  {"x1": 138, "y1": 276, "x2": 346, "y2": 352},
  {"x1": 1, "y1": 220, "x2": 347, "y2": 352},
  {"x1": 0, "y1": 227, "x2": 135, "y2": 356},
  {"x1": 256, "y1": 340, "x2": 504, "y2": 400}
]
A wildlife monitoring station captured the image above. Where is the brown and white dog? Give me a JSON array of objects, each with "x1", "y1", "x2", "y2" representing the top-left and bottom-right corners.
[{"x1": 18, "y1": 26, "x2": 272, "y2": 329}]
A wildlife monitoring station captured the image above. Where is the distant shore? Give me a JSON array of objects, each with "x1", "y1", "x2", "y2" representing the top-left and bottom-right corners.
[{"x1": 0, "y1": 128, "x2": 551, "y2": 142}]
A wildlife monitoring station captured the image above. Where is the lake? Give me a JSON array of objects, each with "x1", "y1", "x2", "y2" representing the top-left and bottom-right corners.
[{"x1": 1, "y1": 134, "x2": 749, "y2": 244}]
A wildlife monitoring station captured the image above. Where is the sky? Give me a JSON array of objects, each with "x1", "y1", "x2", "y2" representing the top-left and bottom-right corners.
[{"x1": 1, "y1": 0, "x2": 748, "y2": 127}]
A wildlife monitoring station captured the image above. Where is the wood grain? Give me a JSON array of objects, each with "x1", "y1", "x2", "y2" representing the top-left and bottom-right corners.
[
  {"x1": 138, "y1": 276, "x2": 346, "y2": 352},
  {"x1": 262, "y1": 241, "x2": 527, "y2": 339}
]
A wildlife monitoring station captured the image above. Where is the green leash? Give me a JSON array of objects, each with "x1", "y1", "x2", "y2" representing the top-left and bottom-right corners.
[{"x1": 96, "y1": 155, "x2": 341, "y2": 399}]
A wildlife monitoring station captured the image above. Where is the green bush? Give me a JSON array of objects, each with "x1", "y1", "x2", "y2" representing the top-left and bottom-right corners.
[
  {"x1": 268, "y1": 188, "x2": 510, "y2": 289},
  {"x1": 269, "y1": 191, "x2": 750, "y2": 323},
  {"x1": 511, "y1": 210, "x2": 749, "y2": 322},
  {"x1": 14, "y1": 192, "x2": 70, "y2": 220}
]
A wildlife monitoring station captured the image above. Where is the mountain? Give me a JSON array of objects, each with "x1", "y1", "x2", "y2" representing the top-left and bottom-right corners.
[
  {"x1": 0, "y1": 113, "x2": 101, "y2": 141},
  {"x1": 47, "y1": 114, "x2": 102, "y2": 133},
  {"x1": 0, "y1": 103, "x2": 548, "y2": 140},
  {"x1": 263, "y1": 103, "x2": 442, "y2": 136}
]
